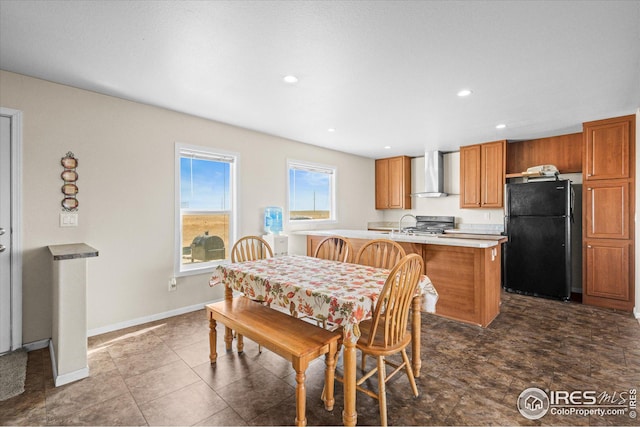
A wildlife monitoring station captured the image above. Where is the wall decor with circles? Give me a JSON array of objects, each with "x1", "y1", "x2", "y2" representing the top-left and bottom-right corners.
[{"x1": 61, "y1": 151, "x2": 79, "y2": 211}]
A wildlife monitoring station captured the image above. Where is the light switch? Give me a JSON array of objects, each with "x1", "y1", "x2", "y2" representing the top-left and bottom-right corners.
[{"x1": 60, "y1": 212, "x2": 78, "y2": 227}]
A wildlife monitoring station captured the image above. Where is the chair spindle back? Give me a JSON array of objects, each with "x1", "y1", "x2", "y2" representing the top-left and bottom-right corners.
[
  {"x1": 231, "y1": 236, "x2": 273, "y2": 263},
  {"x1": 366, "y1": 253, "x2": 424, "y2": 348},
  {"x1": 355, "y1": 239, "x2": 406, "y2": 270},
  {"x1": 313, "y1": 235, "x2": 353, "y2": 263}
]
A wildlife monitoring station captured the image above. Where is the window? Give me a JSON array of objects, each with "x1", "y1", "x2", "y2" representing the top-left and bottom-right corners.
[
  {"x1": 175, "y1": 143, "x2": 237, "y2": 275},
  {"x1": 288, "y1": 160, "x2": 335, "y2": 222}
]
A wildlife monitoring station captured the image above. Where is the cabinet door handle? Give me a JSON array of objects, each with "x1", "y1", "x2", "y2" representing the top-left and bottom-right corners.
[
  {"x1": 587, "y1": 245, "x2": 592, "y2": 248},
  {"x1": 0, "y1": 244, "x2": 5, "y2": 253},
  {"x1": 0, "y1": 227, "x2": 5, "y2": 236}
]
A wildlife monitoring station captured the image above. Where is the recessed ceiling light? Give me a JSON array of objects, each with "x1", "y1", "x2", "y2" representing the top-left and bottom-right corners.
[
  {"x1": 384, "y1": 146, "x2": 391, "y2": 149},
  {"x1": 457, "y1": 89, "x2": 472, "y2": 97},
  {"x1": 496, "y1": 123, "x2": 507, "y2": 129},
  {"x1": 328, "y1": 128, "x2": 336, "y2": 133},
  {"x1": 283, "y1": 75, "x2": 298, "y2": 84}
]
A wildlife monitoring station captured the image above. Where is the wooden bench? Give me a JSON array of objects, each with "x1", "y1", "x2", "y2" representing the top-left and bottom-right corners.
[{"x1": 206, "y1": 297, "x2": 342, "y2": 427}]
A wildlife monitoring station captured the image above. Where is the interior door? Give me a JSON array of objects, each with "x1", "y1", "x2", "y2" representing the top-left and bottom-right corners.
[
  {"x1": 0, "y1": 115, "x2": 11, "y2": 353},
  {"x1": 0, "y1": 108, "x2": 21, "y2": 354}
]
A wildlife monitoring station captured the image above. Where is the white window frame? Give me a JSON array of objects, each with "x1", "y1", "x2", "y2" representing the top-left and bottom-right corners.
[
  {"x1": 174, "y1": 143, "x2": 238, "y2": 276},
  {"x1": 287, "y1": 159, "x2": 337, "y2": 224}
]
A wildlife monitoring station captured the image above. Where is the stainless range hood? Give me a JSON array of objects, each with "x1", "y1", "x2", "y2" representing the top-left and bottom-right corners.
[{"x1": 412, "y1": 151, "x2": 448, "y2": 198}]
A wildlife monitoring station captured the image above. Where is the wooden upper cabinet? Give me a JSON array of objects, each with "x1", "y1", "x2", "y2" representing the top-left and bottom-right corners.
[
  {"x1": 506, "y1": 132, "x2": 583, "y2": 175},
  {"x1": 585, "y1": 181, "x2": 630, "y2": 240},
  {"x1": 584, "y1": 115, "x2": 633, "y2": 181},
  {"x1": 481, "y1": 141, "x2": 506, "y2": 207},
  {"x1": 375, "y1": 156, "x2": 411, "y2": 209},
  {"x1": 375, "y1": 158, "x2": 390, "y2": 209},
  {"x1": 460, "y1": 145, "x2": 481, "y2": 207},
  {"x1": 460, "y1": 140, "x2": 505, "y2": 208}
]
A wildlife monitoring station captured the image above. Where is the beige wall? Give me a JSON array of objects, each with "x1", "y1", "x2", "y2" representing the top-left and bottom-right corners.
[{"x1": 0, "y1": 71, "x2": 381, "y2": 343}]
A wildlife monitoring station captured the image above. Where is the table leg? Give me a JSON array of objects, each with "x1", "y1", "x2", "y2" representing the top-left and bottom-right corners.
[
  {"x1": 411, "y1": 295, "x2": 422, "y2": 378},
  {"x1": 237, "y1": 333, "x2": 244, "y2": 353},
  {"x1": 208, "y1": 315, "x2": 217, "y2": 365},
  {"x1": 224, "y1": 285, "x2": 233, "y2": 352},
  {"x1": 342, "y1": 335, "x2": 357, "y2": 426},
  {"x1": 293, "y1": 359, "x2": 308, "y2": 427},
  {"x1": 323, "y1": 340, "x2": 337, "y2": 411}
]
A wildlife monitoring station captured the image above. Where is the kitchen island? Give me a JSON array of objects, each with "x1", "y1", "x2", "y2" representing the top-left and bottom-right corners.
[{"x1": 296, "y1": 229, "x2": 506, "y2": 327}]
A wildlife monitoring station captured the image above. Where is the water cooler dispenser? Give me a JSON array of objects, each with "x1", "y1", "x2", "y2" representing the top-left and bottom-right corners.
[{"x1": 263, "y1": 207, "x2": 288, "y2": 256}]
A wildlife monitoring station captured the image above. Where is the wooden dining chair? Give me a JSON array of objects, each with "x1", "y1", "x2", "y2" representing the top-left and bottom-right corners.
[
  {"x1": 306, "y1": 235, "x2": 353, "y2": 329},
  {"x1": 339, "y1": 253, "x2": 424, "y2": 427},
  {"x1": 231, "y1": 235, "x2": 273, "y2": 263},
  {"x1": 230, "y1": 236, "x2": 273, "y2": 352},
  {"x1": 313, "y1": 235, "x2": 353, "y2": 263},
  {"x1": 354, "y1": 238, "x2": 406, "y2": 270},
  {"x1": 354, "y1": 238, "x2": 407, "y2": 369}
]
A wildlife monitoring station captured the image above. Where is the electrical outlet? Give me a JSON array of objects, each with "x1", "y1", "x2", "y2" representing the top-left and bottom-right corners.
[{"x1": 168, "y1": 277, "x2": 177, "y2": 292}]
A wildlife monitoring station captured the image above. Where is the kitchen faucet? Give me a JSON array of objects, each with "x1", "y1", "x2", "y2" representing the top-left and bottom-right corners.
[{"x1": 398, "y1": 214, "x2": 417, "y2": 233}]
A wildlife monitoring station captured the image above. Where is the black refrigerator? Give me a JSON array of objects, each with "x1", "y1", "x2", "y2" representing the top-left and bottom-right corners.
[{"x1": 502, "y1": 179, "x2": 581, "y2": 301}]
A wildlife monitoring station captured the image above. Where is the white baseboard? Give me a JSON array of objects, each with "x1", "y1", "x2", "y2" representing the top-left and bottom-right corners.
[
  {"x1": 87, "y1": 299, "x2": 220, "y2": 337},
  {"x1": 634, "y1": 306, "x2": 640, "y2": 319},
  {"x1": 54, "y1": 367, "x2": 89, "y2": 387},
  {"x1": 23, "y1": 338, "x2": 50, "y2": 352},
  {"x1": 48, "y1": 340, "x2": 57, "y2": 380},
  {"x1": 21, "y1": 300, "x2": 223, "y2": 355},
  {"x1": 48, "y1": 340, "x2": 89, "y2": 386}
]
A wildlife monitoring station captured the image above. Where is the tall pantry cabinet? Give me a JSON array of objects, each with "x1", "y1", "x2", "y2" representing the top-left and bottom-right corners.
[{"x1": 582, "y1": 114, "x2": 635, "y2": 311}]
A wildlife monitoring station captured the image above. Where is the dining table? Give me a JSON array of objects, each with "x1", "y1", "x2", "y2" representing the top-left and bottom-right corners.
[{"x1": 209, "y1": 254, "x2": 438, "y2": 426}]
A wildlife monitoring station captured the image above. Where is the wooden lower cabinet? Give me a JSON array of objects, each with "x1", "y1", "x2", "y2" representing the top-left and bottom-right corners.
[
  {"x1": 422, "y1": 244, "x2": 501, "y2": 327},
  {"x1": 307, "y1": 235, "x2": 502, "y2": 327},
  {"x1": 583, "y1": 239, "x2": 634, "y2": 311}
]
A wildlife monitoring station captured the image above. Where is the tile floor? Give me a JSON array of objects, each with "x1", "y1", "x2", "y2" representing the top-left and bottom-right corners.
[{"x1": 1, "y1": 291, "x2": 639, "y2": 426}]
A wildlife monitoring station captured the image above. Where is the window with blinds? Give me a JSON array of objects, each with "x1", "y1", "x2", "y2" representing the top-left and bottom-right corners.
[
  {"x1": 175, "y1": 144, "x2": 237, "y2": 274},
  {"x1": 288, "y1": 160, "x2": 336, "y2": 222}
]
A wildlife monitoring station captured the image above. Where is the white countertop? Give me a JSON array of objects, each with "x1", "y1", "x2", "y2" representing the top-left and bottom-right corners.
[{"x1": 294, "y1": 229, "x2": 506, "y2": 248}]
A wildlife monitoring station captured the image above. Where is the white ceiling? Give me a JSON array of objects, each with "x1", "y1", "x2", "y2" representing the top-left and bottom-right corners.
[{"x1": 1, "y1": 1, "x2": 639, "y2": 158}]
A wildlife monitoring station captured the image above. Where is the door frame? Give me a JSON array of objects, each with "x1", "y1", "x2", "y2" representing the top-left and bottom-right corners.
[{"x1": 1, "y1": 107, "x2": 23, "y2": 352}]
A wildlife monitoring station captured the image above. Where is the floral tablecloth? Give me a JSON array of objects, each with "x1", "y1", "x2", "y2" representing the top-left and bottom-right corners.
[{"x1": 209, "y1": 255, "x2": 438, "y2": 341}]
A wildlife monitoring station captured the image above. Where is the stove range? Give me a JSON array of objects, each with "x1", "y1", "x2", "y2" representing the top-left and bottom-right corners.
[{"x1": 400, "y1": 215, "x2": 455, "y2": 235}]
